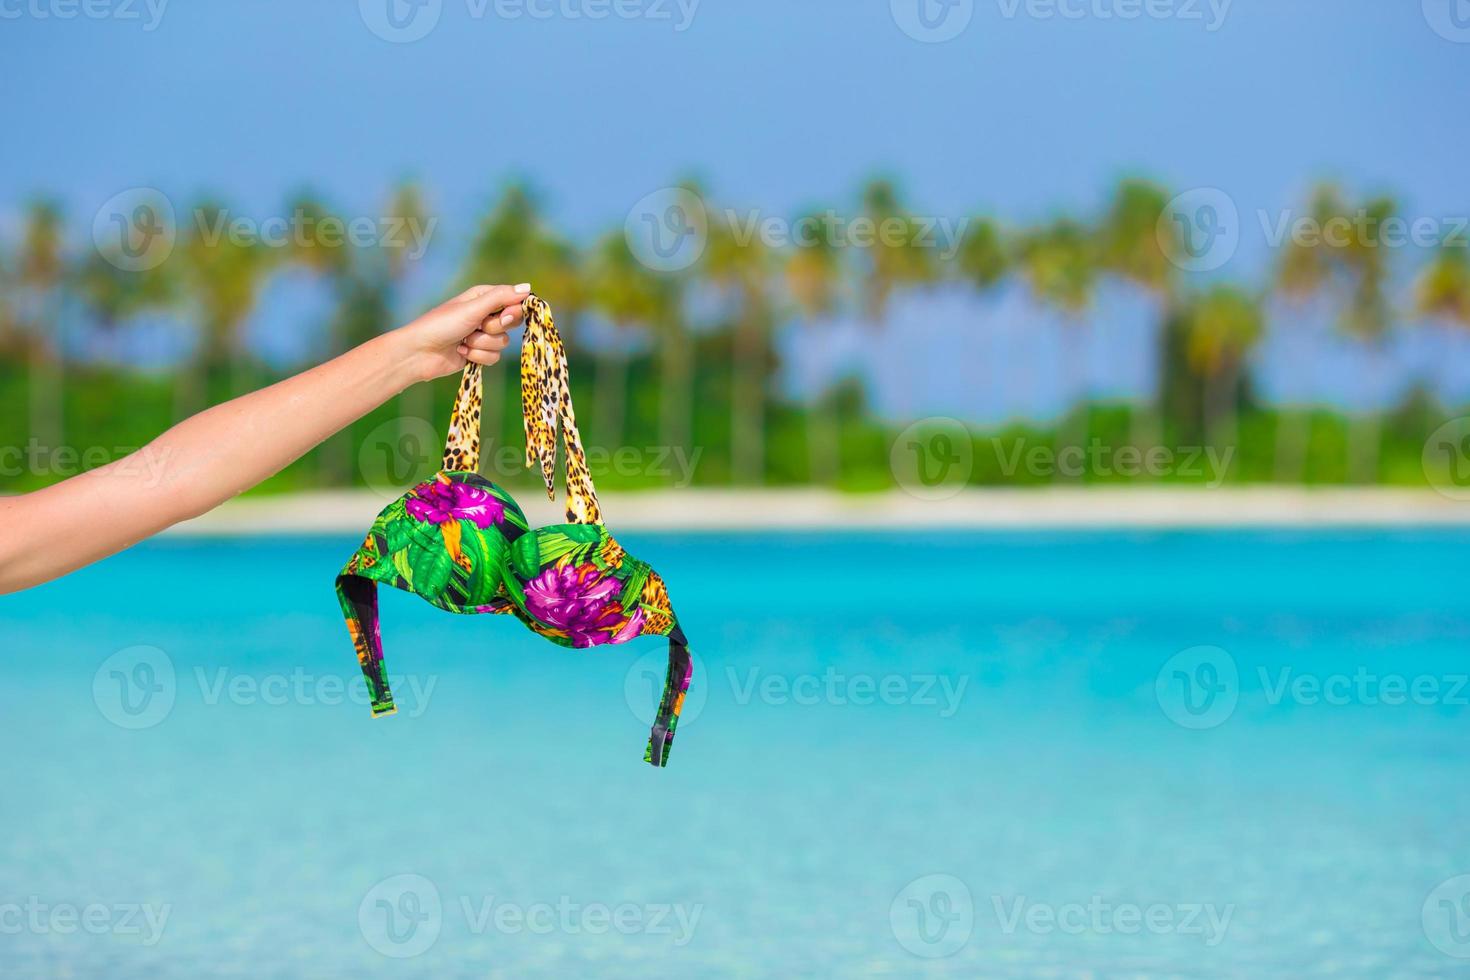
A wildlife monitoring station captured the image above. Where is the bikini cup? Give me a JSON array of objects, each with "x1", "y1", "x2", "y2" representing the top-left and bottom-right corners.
[{"x1": 335, "y1": 295, "x2": 693, "y2": 767}]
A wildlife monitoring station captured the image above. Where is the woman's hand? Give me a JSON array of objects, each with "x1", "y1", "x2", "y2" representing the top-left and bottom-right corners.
[{"x1": 396, "y1": 282, "x2": 532, "y2": 382}]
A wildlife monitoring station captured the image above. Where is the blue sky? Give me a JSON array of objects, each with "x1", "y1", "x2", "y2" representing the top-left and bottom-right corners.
[{"x1": 2, "y1": 1, "x2": 1468, "y2": 419}]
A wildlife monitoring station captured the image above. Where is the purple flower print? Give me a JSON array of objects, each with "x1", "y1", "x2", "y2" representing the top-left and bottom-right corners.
[
  {"x1": 406, "y1": 478, "x2": 505, "y2": 529},
  {"x1": 523, "y1": 562, "x2": 644, "y2": 648}
]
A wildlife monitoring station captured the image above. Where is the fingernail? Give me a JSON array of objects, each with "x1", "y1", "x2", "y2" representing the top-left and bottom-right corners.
[
  {"x1": 501, "y1": 312, "x2": 517, "y2": 326},
  {"x1": 514, "y1": 283, "x2": 531, "y2": 294}
]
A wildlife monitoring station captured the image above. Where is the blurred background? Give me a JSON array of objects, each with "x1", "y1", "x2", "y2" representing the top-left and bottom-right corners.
[
  {"x1": 5, "y1": 4, "x2": 1470, "y2": 979},
  {"x1": 2, "y1": 3, "x2": 1469, "y2": 497}
]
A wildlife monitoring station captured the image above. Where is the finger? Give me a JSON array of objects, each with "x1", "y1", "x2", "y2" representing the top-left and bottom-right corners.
[
  {"x1": 464, "y1": 330, "x2": 510, "y2": 352},
  {"x1": 455, "y1": 283, "x2": 532, "y2": 321},
  {"x1": 481, "y1": 302, "x2": 527, "y2": 334},
  {"x1": 464, "y1": 349, "x2": 502, "y2": 366}
]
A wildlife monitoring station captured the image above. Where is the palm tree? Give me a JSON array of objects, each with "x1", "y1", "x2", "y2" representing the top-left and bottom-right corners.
[
  {"x1": 1179, "y1": 285, "x2": 1264, "y2": 455},
  {"x1": 702, "y1": 202, "x2": 774, "y2": 484},
  {"x1": 1098, "y1": 179, "x2": 1176, "y2": 454},
  {"x1": 1017, "y1": 217, "x2": 1098, "y2": 479},
  {"x1": 285, "y1": 192, "x2": 375, "y2": 485},
  {"x1": 1415, "y1": 243, "x2": 1470, "y2": 326},
  {"x1": 176, "y1": 200, "x2": 273, "y2": 418},
  {"x1": 1414, "y1": 243, "x2": 1470, "y2": 447},
  {"x1": 75, "y1": 250, "x2": 176, "y2": 331},
  {"x1": 1273, "y1": 185, "x2": 1397, "y2": 482},
  {"x1": 860, "y1": 179, "x2": 938, "y2": 320},
  {"x1": 1269, "y1": 188, "x2": 1337, "y2": 482},
  {"x1": 954, "y1": 218, "x2": 1009, "y2": 293},
  {"x1": 584, "y1": 232, "x2": 661, "y2": 459},
  {"x1": 463, "y1": 184, "x2": 583, "y2": 474},
  {"x1": 16, "y1": 201, "x2": 66, "y2": 453},
  {"x1": 786, "y1": 211, "x2": 846, "y2": 484},
  {"x1": 383, "y1": 182, "x2": 436, "y2": 472},
  {"x1": 650, "y1": 262, "x2": 696, "y2": 470}
]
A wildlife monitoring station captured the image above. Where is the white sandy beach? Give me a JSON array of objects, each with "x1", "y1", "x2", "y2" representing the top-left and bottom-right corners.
[{"x1": 165, "y1": 486, "x2": 1470, "y2": 535}]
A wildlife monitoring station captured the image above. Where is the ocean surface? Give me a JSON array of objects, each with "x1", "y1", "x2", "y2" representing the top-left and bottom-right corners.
[{"x1": 1, "y1": 529, "x2": 1467, "y2": 978}]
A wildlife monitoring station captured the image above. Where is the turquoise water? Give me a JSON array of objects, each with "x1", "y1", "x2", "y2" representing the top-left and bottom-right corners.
[{"x1": 2, "y1": 529, "x2": 1468, "y2": 978}]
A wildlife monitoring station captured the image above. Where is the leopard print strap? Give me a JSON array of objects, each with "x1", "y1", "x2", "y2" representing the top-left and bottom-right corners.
[
  {"x1": 521, "y1": 295, "x2": 602, "y2": 524},
  {"x1": 442, "y1": 362, "x2": 483, "y2": 474},
  {"x1": 440, "y1": 295, "x2": 601, "y2": 522}
]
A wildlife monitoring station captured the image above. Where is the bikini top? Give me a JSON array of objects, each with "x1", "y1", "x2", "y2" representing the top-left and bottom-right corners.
[{"x1": 335, "y1": 295, "x2": 692, "y2": 767}]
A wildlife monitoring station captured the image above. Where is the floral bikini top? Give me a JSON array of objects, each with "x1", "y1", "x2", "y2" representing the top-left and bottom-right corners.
[{"x1": 336, "y1": 296, "x2": 692, "y2": 767}]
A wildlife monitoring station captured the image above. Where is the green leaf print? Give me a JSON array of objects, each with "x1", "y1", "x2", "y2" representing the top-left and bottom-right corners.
[
  {"x1": 391, "y1": 543, "x2": 455, "y2": 597},
  {"x1": 618, "y1": 563, "x2": 649, "y2": 608},
  {"x1": 457, "y1": 524, "x2": 508, "y2": 605}
]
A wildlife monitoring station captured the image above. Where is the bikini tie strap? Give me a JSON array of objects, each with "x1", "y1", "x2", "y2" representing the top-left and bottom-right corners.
[
  {"x1": 644, "y1": 627, "x2": 693, "y2": 767},
  {"x1": 520, "y1": 295, "x2": 601, "y2": 524},
  {"x1": 442, "y1": 362, "x2": 483, "y2": 474}
]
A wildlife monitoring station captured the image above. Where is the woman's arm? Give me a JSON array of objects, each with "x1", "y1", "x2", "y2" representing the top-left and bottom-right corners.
[{"x1": 0, "y1": 283, "x2": 529, "y2": 595}]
